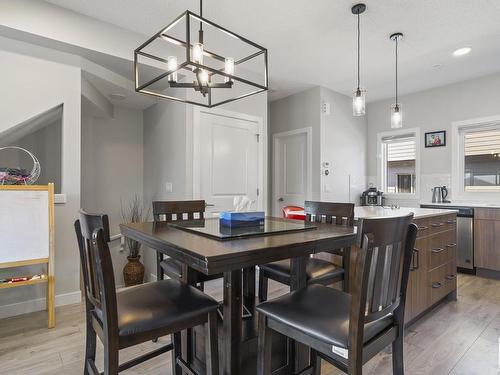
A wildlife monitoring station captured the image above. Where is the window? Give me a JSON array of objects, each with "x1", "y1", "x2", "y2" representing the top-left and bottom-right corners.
[
  {"x1": 379, "y1": 131, "x2": 418, "y2": 195},
  {"x1": 462, "y1": 126, "x2": 500, "y2": 192}
]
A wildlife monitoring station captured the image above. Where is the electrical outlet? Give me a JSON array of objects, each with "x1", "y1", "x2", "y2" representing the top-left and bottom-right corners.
[{"x1": 165, "y1": 182, "x2": 173, "y2": 193}]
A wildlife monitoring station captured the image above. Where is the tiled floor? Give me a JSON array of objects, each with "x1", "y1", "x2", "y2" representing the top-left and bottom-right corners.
[{"x1": 0, "y1": 274, "x2": 499, "y2": 374}]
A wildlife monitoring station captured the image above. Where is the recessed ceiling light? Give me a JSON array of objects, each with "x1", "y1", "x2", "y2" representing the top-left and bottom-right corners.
[{"x1": 452, "y1": 47, "x2": 472, "y2": 57}]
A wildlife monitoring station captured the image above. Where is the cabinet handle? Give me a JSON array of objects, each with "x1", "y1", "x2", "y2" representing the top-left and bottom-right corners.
[
  {"x1": 431, "y1": 222, "x2": 444, "y2": 227},
  {"x1": 447, "y1": 220, "x2": 457, "y2": 224},
  {"x1": 411, "y1": 248, "x2": 419, "y2": 271},
  {"x1": 432, "y1": 248, "x2": 445, "y2": 253},
  {"x1": 446, "y1": 243, "x2": 457, "y2": 248},
  {"x1": 432, "y1": 282, "x2": 443, "y2": 289},
  {"x1": 446, "y1": 274, "x2": 456, "y2": 280},
  {"x1": 418, "y1": 226, "x2": 429, "y2": 231}
]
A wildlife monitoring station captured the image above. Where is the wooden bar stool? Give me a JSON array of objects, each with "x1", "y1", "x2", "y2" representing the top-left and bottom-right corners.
[
  {"x1": 153, "y1": 200, "x2": 223, "y2": 290},
  {"x1": 75, "y1": 210, "x2": 219, "y2": 375},
  {"x1": 258, "y1": 201, "x2": 354, "y2": 302},
  {"x1": 257, "y1": 214, "x2": 418, "y2": 375}
]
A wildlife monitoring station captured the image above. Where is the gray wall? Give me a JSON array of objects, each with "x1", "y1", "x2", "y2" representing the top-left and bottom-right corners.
[
  {"x1": 367, "y1": 71, "x2": 500, "y2": 203},
  {"x1": 81, "y1": 107, "x2": 144, "y2": 286},
  {"x1": 269, "y1": 87, "x2": 322, "y2": 201},
  {"x1": 320, "y1": 87, "x2": 367, "y2": 204}
]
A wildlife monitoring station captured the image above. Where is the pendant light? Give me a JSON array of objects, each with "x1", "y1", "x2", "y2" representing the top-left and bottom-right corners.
[
  {"x1": 390, "y1": 32, "x2": 403, "y2": 128},
  {"x1": 352, "y1": 3, "x2": 366, "y2": 116},
  {"x1": 134, "y1": 0, "x2": 268, "y2": 108}
]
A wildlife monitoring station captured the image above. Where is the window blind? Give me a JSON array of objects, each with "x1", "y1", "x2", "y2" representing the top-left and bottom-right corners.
[
  {"x1": 383, "y1": 137, "x2": 416, "y2": 162},
  {"x1": 464, "y1": 127, "x2": 500, "y2": 156}
]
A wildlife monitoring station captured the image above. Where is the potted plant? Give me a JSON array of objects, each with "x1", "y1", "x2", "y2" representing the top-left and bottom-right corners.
[{"x1": 121, "y1": 195, "x2": 149, "y2": 286}]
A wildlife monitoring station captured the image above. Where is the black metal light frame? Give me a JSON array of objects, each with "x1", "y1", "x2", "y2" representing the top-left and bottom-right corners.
[{"x1": 134, "y1": 10, "x2": 269, "y2": 108}]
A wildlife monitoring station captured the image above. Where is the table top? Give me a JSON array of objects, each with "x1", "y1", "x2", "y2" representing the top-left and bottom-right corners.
[
  {"x1": 169, "y1": 217, "x2": 317, "y2": 240},
  {"x1": 120, "y1": 217, "x2": 356, "y2": 275}
]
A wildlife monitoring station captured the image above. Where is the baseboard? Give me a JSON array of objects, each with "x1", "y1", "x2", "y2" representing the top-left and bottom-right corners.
[
  {"x1": 150, "y1": 273, "x2": 157, "y2": 282},
  {"x1": 0, "y1": 290, "x2": 82, "y2": 319}
]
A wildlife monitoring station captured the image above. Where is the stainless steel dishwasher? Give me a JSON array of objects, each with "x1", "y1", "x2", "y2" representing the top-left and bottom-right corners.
[{"x1": 420, "y1": 205, "x2": 475, "y2": 273}]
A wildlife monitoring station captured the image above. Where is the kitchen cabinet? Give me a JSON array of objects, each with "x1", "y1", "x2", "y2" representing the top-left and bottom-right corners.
[
  {"x1": 475, "y1": 208, "x2": 500, "y2": 271},
  {"x1": 405, "y1": 213, "x2": 457, "y2": 323}
]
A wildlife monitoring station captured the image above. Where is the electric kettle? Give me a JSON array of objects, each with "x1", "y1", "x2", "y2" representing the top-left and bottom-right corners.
[{"x1": 431, "y1": 186, "x2": 449, "y2": 203}]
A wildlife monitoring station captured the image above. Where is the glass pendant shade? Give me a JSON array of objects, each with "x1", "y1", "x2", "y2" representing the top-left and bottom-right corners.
[
  {"x1": 391, "y1": 103, "x2": 403, "y2": 128},
  {"x1": 192, "y1": 42, "x2": 204, "y2": 64},
  {"x1": 167, "y1": 56, "x2": 178, "y2": 82},
  {"x1": 224, "y1": 57, "x2": 235, "y2": 83},
  {"x1": 198, "y1": 69, "x2": 209, "y2": 85},
  {"x1": 352, "y1": 89, "x2": 366, "y2": 116}
]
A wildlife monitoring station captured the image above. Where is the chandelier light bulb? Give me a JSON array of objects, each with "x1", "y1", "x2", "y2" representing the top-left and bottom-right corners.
[
  {"x1": 167, "y1": 56, "x2": 178, "y2": 82},
  {"x1": 352, "y1": 89, "x2": 366, "y2": 116},
  {"x1": 391, "y1": 104, "x2": 403, "y2": 129},
  {"x1": 224, "y1": 57, "x2": 235, "y2": 83},
  {"x1": 193, "y1": 42, "x2": 204, "y2": 64},
  {"x1": 198, "y1": 69, "x2": 209, "y2": 85}
]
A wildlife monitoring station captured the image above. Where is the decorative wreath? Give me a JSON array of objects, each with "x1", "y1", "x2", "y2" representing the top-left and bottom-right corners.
[{"x1": 0, "y1": 147, "x2": 41, "y2": 185}]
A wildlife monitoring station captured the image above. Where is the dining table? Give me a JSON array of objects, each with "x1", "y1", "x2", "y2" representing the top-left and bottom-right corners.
[{"x1": 120, "y1": 216, "x2": 357, "y2": 375}]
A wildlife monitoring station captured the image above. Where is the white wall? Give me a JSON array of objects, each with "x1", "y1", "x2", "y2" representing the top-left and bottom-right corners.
[
  {"x1": 0, "y1": 48, "x2": 81, "y2": 317},
  {"x1": 143, "y1": 91, "x2": 268, "y2": 280},
  {"x1": 367, "y1": 71, "x2": 500, "y2": 204},
  {"x1": 320, "y1": 87, "x2": 367, "y2": 204},
  {"x1": 81, "y1": 107, "x2": 144, "y2": 286}
]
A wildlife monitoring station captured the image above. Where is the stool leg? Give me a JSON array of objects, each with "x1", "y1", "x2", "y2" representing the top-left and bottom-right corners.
[
  {"x1": 310, "y1": 349, "x2": 321, "y2": 375},
  {"x1": 171, "y1": 332, "x2": 182, "y2": 375},
  {"x1": 206, "y1": 310, "x2": 219, "y2": 375},
  {"x1": 392, "y1": 326, "x2": 404, "y2": 375},
  {"x1": 156, "y1": 252, "x2": 164, "y2": 280},
  {"x1": 103, "y1": 339, "x2": 119, "y2": 375},
  {"x1": 257, "y1": 314, "x2": 272, "y2": 375},
  {"x1": 258, "y1": 275, "x2": 268, "y2": 302},
  {"x1": 83, "y1": 315, "x2": 96, "y2": 375}
]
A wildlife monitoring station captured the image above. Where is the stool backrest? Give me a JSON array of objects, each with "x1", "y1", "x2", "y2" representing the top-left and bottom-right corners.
[
  {"x1": 304, "y1": 201, "x2": 355, "y2": 226},
  {"x1": 350, "y1": 214, "x2": 417, "y2": 348},
  {"x1": 74, "y1": 210, "x2": 117, "y2": 334},
  {"x1": 152, "y1": 200, "x2": 206, "y2": 222}
]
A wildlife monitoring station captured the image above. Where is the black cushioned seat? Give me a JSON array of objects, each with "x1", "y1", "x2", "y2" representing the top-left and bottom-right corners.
[
  {"x1": 259, "y1": 258, "x2": 344, "y2": 285},
  {"x1": 256, "y1": 284, "x2": 394, "y2": 349},
  {"x1": 110, "y1": 279, "x2": 219, "y2": 337}
]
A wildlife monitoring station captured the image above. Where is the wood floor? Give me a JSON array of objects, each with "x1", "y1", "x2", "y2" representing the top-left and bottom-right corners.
[{"x1": 0, "y1": 274, "x2": 499, "y2": 374}]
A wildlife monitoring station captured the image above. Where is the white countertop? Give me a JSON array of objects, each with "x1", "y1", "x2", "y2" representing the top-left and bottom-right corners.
[
  {"x1": 355, "y1": 206, "x2": 458, "y2": 219},
  {"x1": 420, "y1": 201, "x2": 500, "y2": 209}
]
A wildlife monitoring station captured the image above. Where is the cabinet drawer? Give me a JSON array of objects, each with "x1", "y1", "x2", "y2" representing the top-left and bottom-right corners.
[
  {"x1": 444, "y1": 214, "x2": 457, "y2": 231},
  {"x1": 429, "y1": 263, "x2": 448, "y2": 304},
  {"x1": 414, "y1": 218, "x2": 430, "y2": 238},
  {"x1": 444, "y1": 261, "x2": 457, "y2": 295},
  {"x1": 428, "y1": 231, "x2": 455, "y2": 270},
  {"x1": 429, "y1": 217, "x2": 447, "y2": 234},
  {"x1": 475, "y1": 208, "x2": 500, "y2": 220}
]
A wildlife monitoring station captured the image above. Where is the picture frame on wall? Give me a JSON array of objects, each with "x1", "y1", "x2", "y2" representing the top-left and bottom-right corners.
[{"x1": 425, "y1": 130, "x2": 446, "y2": 148}]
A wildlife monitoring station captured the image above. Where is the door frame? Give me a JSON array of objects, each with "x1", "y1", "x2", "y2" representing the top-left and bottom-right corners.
[
  {"x1": 188, "y1": 106, "x2": 266, "y2": 211},
  {"x1": 272, "y1": 127, "x2": 313, "y2": 216}
]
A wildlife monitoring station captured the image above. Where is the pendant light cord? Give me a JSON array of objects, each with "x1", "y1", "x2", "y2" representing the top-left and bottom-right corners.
[
  {"x1": 357, "y1": 13, "x2": 361, "y2": 90},
  {"x1": 395, "y1": 37, "x2": 398, "y2": 105},
  {"x1": 199, "y1": 0, "x2": 203, "y2": 42}
]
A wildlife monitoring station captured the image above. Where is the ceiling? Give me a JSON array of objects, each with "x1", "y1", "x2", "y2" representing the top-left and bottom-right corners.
[{"x1": 44, "y1": 0, "x2": 500, "y2": 102}]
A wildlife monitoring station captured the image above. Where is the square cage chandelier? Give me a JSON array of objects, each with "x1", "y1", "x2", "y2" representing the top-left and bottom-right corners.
[{"x1": 134, "y1": 1, "x2": 268, "y2": 108}]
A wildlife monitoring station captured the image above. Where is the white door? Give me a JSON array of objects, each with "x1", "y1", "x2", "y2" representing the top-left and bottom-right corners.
[
  {"x1": 197, "y1": 111, "x2": 261, "y2": 216},
  {"x1": 273, "y1": 128, "x2": 312, "y2": 216}
]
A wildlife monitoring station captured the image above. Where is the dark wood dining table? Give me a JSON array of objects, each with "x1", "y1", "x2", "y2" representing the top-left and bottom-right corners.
[{"x1": 120, "y1": 217, "x2": 357, "y2": 375}]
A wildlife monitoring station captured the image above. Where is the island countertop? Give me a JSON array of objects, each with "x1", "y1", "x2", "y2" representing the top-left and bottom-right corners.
[{"x1": 355, "y1": 206, "x2": 458, "y2": 220}]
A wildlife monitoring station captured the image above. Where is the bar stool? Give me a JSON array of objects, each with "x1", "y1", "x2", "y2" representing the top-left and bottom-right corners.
[
  {"x1": 256, "y1": 214, "x2": 418, "y2": 375},
  {"x1": 75, "y1": 210, "x2": 220, "y2": 374},
  {"x1": 258, "y1": 201, "x2": 354, "y2": 302}
]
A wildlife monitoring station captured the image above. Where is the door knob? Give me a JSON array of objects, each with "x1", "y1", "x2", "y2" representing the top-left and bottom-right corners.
[{"x1": 278, "y1": 197, "x2": 284, "y2": 202}]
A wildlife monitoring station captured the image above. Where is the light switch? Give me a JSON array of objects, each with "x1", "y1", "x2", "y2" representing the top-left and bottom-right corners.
[{"x1": 165, "y1": 182, "x2": 173, "y2": 193}]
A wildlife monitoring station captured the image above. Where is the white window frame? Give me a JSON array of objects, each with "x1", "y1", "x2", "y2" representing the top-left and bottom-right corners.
[
  {"x1": 452, "y1": 115, "x2": 500, "y2": 201},
  {"x1": 377, "y1": 127, "x2": 421, "y2": 200}
]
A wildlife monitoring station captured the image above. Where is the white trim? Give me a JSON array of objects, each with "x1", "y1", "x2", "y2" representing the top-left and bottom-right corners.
[
  {"x1": 376, "y1": 127, "x2": 421, "y2": 200},
  {"x1": 0, "y1": 290, "x2": 81, "y2": 319},
  {"x1": 272, "y1": 127, "x2": 313, "y2": 216},
  {"x1": 189, "y1": 106, "x2": 266, "y2": 211},
  {"x1": 451, "y1": 115, "x2": 500, "y2": 201}
]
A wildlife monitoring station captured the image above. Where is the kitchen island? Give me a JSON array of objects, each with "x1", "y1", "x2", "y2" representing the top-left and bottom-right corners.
[{"x1": 354, "y1": 206, "x2": 458, "y2": 324}]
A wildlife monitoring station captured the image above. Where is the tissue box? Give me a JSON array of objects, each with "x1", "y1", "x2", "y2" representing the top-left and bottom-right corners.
[{"x1": 219, "y1": 211, "x2": 265, "y2": 228}]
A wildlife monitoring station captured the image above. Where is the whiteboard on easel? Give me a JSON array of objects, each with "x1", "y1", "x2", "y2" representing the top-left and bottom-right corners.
[{"x1": 0, "y1": 189, "x2": 50, "y2": 263}]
